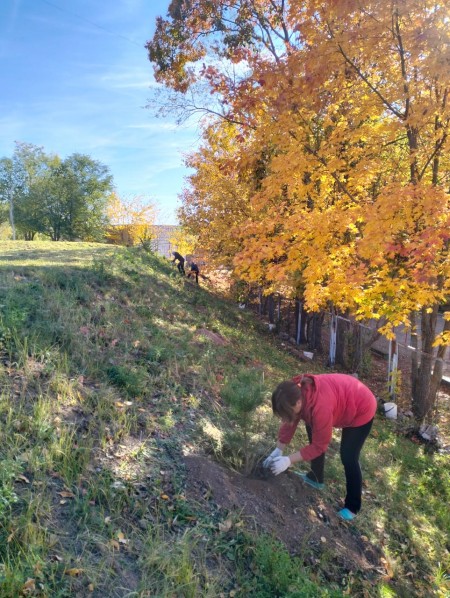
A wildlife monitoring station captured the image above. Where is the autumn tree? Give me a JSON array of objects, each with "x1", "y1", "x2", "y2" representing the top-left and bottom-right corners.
[
  {"x1": 106, "y1": 194, "x2": 157, "y2": 248},
  {"x1": 179, "y1": 120, "x2": 254, "y2": 268},
  {"x1": 148, "y1": 0, "x2": 450, "y2": 422},
  {"x1": 168, "y1": 226, "x2": 197, "y2": 259}
]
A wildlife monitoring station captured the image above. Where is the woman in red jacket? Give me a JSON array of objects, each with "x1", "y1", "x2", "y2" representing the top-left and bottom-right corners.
[{"x1": 263, "y1": 373, "x2": 377, "y2": 521}]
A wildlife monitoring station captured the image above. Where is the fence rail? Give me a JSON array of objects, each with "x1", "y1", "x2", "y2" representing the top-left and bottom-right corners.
[{"x1": 243, "y1": 289, "x2": 450, "y2": 409}]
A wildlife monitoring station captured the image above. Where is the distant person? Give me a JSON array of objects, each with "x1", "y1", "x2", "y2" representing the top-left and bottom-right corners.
[
  {"x1": 171, "y1": 251, "x2": 185, "y2": 275},
  {"x1": 263, "y1": 373, "x2": 377, "y2": 521},
  {"x1": 187, "y1": 261, "x2": 200, "y2": 284}
]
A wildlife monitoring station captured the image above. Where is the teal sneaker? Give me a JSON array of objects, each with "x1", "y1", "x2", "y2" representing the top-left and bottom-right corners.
[
  {"x1": 337, "y1": 508, "x2": 356, "y2": 521},
  {"x1": 294, "y1": 471, "x2": 324, "y2": 490}
]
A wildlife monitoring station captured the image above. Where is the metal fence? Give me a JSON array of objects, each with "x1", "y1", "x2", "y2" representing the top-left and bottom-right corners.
[{"x1": 243, "y1": 289, "x2": 449, "y2": 410}]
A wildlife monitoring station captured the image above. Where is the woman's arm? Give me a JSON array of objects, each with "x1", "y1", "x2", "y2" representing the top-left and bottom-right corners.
[{"x1": 288, "y1": 451, "x2": 304, "y2": 465}]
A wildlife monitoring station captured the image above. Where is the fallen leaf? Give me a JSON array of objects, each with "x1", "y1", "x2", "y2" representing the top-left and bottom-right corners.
[
  {"x1": 16, "y1": 474, "x2": 30, "y2": 484},
  {"x1": 21, "y1": 578, "x2": 36, "y2": 594},
  {"x1": 58, "y1": 491, "x2": 75, "y2": 499},
  {"x1": 33, "y1": 563, "x2": 42, "y2": 575},
  {"x1": 108, "y1": 539, "x2": 120, "y2": 550},
  {"x1": 65, "y1": 568, "x2": 84, "y2": 576},
  {"x1": 218, "y1": 519, "x2": 233, "y2": 533}
]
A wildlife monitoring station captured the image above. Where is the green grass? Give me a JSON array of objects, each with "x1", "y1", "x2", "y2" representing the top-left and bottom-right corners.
[{"x1": 0, "y1": 241, "x2": 448, "y2": 597}]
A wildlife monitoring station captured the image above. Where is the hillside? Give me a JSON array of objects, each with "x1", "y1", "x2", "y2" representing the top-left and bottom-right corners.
[{"x1": 0, "y1": 241, "x2": 448, "y2": 597}]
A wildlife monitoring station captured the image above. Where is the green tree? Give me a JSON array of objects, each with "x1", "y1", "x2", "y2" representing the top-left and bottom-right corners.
[
  {"x1": 0, "y1": 157, "x2": 16, "y2": 239},
  {"x1": 0, "y1": 144, "x2": 114, "y2": 241},
  {"x1": 41, "y1": 154, "x2": 113, "y2": 241},
  {"x1": 13, "y1": 143, "x2": 55, "y2": 240}
]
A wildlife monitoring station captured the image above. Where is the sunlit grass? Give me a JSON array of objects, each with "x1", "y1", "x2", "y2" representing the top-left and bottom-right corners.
[{"x1": 0, "y1": 241, "x2": 448, "y2": 596}]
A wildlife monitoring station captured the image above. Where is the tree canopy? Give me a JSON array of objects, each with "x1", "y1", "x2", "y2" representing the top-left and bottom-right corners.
[
  {"x1": 0, "y1": 143, "x2": 114, "y2": 241},
  {"x1": 148, "y1": 0, "x2": 450, "y2": 420}
]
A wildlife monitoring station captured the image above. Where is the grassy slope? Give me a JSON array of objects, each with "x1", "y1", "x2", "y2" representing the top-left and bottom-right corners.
[{"x1": 0, "y1": 241, "x2": 448, "y2": 598}]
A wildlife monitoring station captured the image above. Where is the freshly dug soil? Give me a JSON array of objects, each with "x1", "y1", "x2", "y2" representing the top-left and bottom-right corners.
[{"x1": 184, "y1": 455, "x2": 382, "y2": 577}]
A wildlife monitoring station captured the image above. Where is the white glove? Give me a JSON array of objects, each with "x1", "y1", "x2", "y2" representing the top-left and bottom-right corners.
[
  {"x1": 262, "y1": 447, "x2": 282, "y2": 468},
  {"x1": 270, "y1": 456, "x2": 291, "y2": 476}
]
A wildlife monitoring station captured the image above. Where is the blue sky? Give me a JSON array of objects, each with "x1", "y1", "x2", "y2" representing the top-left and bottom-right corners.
[{"x1": 0, "y1": 0, "x2": 200, "y2": 225}]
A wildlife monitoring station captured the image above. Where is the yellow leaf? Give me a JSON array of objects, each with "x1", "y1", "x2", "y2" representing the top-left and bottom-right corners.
[
  {"x1": 65, "y1": 568, "x2": 84, "y2": 576},
  {"x1": 58, "y1": 491, "x2": 75, "y2": 499},
  {"x1": 108, "y1": 539, "x2": 120, "y2": 550},
  {"x1": 21, "y1": 578, "x2": 36, "y2": 594}
]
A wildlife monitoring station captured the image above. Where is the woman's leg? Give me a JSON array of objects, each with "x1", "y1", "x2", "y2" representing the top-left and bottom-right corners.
[
  {"x1": 305, "y1": 424, "x2": 325, "y2": 483},
  {"x1": 340, "y1": 419, "x2": 373, "y2": 514}
]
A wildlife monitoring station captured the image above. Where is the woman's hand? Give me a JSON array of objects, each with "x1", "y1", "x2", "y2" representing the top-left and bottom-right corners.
[
  {"x1": 270, "y1": 456, "x2": 291, "y2": 475},
  {"x1": 262, "y1": 447, "x2": 282, "y2": 468}
]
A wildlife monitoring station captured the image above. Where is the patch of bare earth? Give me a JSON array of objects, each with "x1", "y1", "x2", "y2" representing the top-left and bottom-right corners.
[{"x1": 184, "y1": 455, "x2": 381, "y2": 579}]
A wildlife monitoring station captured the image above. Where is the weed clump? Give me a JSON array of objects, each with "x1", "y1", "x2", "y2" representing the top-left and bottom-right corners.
[{"x1": 106, "y1": 364, "x2": 147, "y2": 397}]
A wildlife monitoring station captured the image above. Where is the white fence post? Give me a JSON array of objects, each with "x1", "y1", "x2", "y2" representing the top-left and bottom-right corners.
[
  {"x1": 388, "y1": 339, "x2": 399, "y2": 400},
  {"x1": 329, "y1": 313, "x2": 337, "y2": 367}
]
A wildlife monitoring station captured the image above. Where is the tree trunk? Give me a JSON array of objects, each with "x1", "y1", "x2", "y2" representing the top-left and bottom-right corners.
[
  {"x1": 335, "y1": 314, "x2": 350, "y2": 367},
  {"x1": 411, "y1": 306, "x2": 441, "y2": 421},
  {"x1": 267, "y1": 294, "x2": 275, "y2": 324},
  {"x1": 294, "y1": 299, "x2": 307, "y2": 343},
  {"x1": 9, "y1": 194, "x2": 16, "y2": 240},
  {"x1": 307, "y1": 312, "x2": 324, "y2": 353},
  {"x1": 349, "y1": 323, "x2": 364, "y2": 372},
  {"x1": 426, "y1": 318, "x2": 450, "y2": 422}
]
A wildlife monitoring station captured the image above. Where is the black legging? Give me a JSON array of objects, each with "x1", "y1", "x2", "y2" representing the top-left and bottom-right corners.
[{"x1": 305, "y1": 418, "x2": 374, "y2": 513}]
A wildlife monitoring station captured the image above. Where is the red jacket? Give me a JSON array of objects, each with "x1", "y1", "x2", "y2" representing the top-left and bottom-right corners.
[{"x1": 278, "y1": 373, "x2": 377, "y2": 461}]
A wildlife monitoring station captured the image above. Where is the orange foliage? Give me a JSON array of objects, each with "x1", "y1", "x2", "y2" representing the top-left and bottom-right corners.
[{"x1": 151, "y1": 1, "x2": 450, "y2": 336}]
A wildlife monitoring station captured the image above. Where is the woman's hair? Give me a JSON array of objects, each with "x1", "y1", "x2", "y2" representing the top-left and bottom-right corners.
[{"x1": 271, "y1": 377, "x2": 313, "y2": 421}]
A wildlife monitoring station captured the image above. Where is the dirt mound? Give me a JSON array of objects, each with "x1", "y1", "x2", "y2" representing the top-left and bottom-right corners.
[{"x1": 184, "y1": 455, "x2": 381, "y2": 577}]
